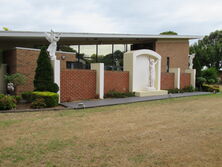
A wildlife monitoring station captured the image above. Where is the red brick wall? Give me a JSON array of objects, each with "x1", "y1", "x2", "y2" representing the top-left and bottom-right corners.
[
  {"x1": 3, "y1": 48, "x2": 76, "y2": 94},
  {"x1": 180, "y1": 73, "x2": 191, "y2": 88},
  {"x1": 104, "y1": 71, "x2": 129, "y2": 94},
  {"x1": 155, "y1": 40, "x2": 189, "y2": 73},
  {"x1": 161, "y1": 72, "x2": 175, "y2": 90},
  {"x1": 61, "y1": 69, "x2": 96, "y2": 102}
]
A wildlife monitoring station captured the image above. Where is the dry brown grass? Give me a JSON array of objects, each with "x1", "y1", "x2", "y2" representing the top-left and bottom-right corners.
[{"x1": 0, "y1": 94, "x2": 222, "y2": 167}]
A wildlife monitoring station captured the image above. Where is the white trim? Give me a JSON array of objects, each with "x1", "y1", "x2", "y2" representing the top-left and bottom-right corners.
[
  {"x1": 0, "y1": 30, "x2": 201, "y2": 39},
  {"x1": 51, "y1": 60, "x2": 61, "y2": 103}
]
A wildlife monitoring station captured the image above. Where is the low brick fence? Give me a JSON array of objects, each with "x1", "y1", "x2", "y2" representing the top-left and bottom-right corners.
[
  {"x1": 104, "y1": 71, "x2": 129, "y2": 94},
  {"x1": 60, "y1": 69, "x2": 97, "y2": 102},
  {"x1": 180, "y1": 73, "x2": 191, "y2": 88},
  {"x1": 161, "y1": 72, "x2": 175, "y2": 90}
]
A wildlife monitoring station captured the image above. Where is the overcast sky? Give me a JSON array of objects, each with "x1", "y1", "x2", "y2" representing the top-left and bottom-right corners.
[
  {"x1": 1, "y1": 0, "x2": 222, "y2": 55},
  {"x1": 1, "y1": 0, "x2": 222, "y2": 36}
]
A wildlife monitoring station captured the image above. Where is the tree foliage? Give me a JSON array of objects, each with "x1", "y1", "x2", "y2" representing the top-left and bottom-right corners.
[
  {"x1": 90, "y1": 50, "x2": 124, "y2": 66},
  {"x1": 190, "y1": 30, "x2": 222, "y2": 76},
  {"x1": 4, "y1": 73, "x2": 26, "y2": 86},
  {"x1": 160, "y1": 31, "x2": 178, "y2": 35},
  {"x1": 33, "y1": 47, "x2": 59, "y2": 93}
]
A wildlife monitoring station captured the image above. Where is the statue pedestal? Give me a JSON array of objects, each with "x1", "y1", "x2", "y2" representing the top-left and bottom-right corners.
[{"x1": 135, "y1": 90, "x2": 168, "y2": 97}]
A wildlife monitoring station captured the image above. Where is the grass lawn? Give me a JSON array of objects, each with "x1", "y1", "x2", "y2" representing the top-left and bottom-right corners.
[{"x1": 0, "y1": 94, "x2": 222, "y2": 167}]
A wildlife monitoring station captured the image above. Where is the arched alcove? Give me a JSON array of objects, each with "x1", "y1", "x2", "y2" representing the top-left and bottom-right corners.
[{"x1": 124, "y1": 49, "x2": 167, "y2": 96}]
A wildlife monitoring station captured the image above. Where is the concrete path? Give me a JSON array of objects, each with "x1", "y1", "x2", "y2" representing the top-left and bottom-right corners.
[{"x1": 61, "y1": 92, "x2": 211, "y2": 109}]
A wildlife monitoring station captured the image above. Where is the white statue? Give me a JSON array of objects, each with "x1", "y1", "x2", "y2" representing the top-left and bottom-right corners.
[
  {"x1": 148, "y1": 58, "x2": 158, "y2": 89},
  {"x1": 7, "y1": 82, "x2": 14, "y2": 92},
  {"x1": 188, "y1": 54, "x2": 195, "y2": 69},
  {"x1": 45, "y1": 30, "x2": 61, "y2": 60}
]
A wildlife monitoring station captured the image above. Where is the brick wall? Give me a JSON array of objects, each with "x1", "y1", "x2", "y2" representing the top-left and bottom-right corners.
[
  {"x1": 180, "y1": 73, "x2": 191, "y2": 88},
  {"x1": 60, "y1": 69, "x2": 96, "y2": 102},
  {"x1": 155, "y1": 40, "x2": 189, "y2": 73},
  {"x1": 3, "y1": 47, "x2": 76, "y2": 94},
  {"x1": 104, "y1": 71, "x2": 129, "y2": 94},
  {"x1": 161, "y1": 72, "x2": 175, "y2": 90}
]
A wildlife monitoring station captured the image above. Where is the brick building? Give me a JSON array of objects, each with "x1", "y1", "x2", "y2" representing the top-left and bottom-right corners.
[{"x1": 0, "y1": 31, "x2": 200, "y2": 101}]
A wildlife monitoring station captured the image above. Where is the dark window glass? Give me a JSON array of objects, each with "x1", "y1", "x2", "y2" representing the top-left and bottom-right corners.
[
  {"x1": 166, "y1": 57, "x2": 170, "y2": 72},
  {"x1": 66, "y1": 61, "x2": 75, "y2": 69}
]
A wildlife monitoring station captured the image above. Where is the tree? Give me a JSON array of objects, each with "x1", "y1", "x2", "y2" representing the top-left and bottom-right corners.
[
  {"x1": 2, "y1": 27, "x2": 9, "y2": 31},
  {"x1": 33, "y1": 47, "x2": 59, "y2": 93},
  {"x1": 160, "y1": 31, "x2": 178, "y2": 35},
  {"x1": 190, "y1": 30, "x2": 222, "y2": 76}
]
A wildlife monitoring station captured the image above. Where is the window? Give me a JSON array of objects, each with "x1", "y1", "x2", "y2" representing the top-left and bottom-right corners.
[
  {"x1": 66, "y1": 61, "x2": 75, "y2": 69},
  {"x1": 166, "y1": 57, "x2": 170, "y2": 72}
]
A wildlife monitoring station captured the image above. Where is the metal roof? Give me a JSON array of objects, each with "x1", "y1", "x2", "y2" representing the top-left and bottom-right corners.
[{"x1": 0, "y1": 30, "x2": 201, "y2": 49}]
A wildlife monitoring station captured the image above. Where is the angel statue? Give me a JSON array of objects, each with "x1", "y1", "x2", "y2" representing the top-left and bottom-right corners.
[
  {"x1": 149, "y1": 58, "x2": 158, "y2": 89},
  {"x1": 45, "y1": 30, "x2": 61, "y2": 60},
  {"x1": 188, "y1": 54, "x2": 195, "y2": 69}
]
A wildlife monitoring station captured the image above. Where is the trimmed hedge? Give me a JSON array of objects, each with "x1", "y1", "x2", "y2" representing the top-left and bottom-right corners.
[
  {"x1": 202, "y1": 84, "x2": 220, "y2": 93},
  {"x1": 105, "y1": 91, "x2": 135, "y2": 98},
  {"x1": 21, "y1": 91, "x2": 59, "y2": 107},
  {"x1": 32, "y1": 91, "x2": 59, "y2": 107},
  {"x1": 168, "y1": 86, "x2": 195, "y2": 94}
]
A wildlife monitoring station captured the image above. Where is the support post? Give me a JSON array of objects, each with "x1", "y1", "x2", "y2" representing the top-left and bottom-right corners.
[
  {"x1": 91, "y1": 63, "x2": 104, "y2": 99},
  {"x1": 96, "y1": 44, "x2": 98, "y2": 62},
  {"x1": 169, "y1": 68, "x2": 180, "y2": 89},
  {"x1": 185, "y1": 69, "x2": 196, "y2": 88},
  {"x1": 51, "y1": 60, "x2": 61, "y2": 102}
]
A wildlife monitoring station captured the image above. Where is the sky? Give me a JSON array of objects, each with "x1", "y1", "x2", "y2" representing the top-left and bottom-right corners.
[{"x1": 1, "y1": 0, "x2": 222, "y2": 55}]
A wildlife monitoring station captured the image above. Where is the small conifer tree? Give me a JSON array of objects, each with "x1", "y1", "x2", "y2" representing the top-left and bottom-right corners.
[{"x1": 34, "y1": 47, "x2": 59, "y2": 92}]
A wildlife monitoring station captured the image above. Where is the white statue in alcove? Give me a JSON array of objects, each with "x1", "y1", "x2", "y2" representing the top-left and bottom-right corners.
[{"x1": 148, "y1": 58, "x2": 158, "y2": 90}]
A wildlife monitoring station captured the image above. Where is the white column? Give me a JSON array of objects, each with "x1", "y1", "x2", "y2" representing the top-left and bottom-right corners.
[
  {"x1": 185, "y1": 69, "x2": 196, "y2": 88},
  {"x1": 169, "y1": 68, "x2": 181, "y2": 89},
  {"x1": 91, "y1": 63, "x2": 104, "y2": 99},
  {"x1": 51, "y1": 60, "x2": 61, "y2": 102}
]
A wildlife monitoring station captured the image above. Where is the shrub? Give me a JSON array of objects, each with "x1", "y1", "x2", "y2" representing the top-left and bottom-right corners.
[
  {"x1": 168, "y1": 88, "x2": 181, "y2": 94},
  {"x1": 31, "y1": 98, "x2": 46, "y2": 109},
  {"x1": 21, "y1": 91, "x2": 34, "y2": 103},
  {"x1": 168, "y1": 86, "x2": 195, "y2": 94},
  {"x1": 196, "y1": 77, "x2": 207, "y2": 87},
  {"x1": 182, "y1": 86, "x2": 195, "y2": 92},
  {"x1": 0, "y1": 94, "x2": 4, "y2": 99},
  {"x1": 105, "y1": 91, "x2": 135, "y2": 98},
  {"x1": 32, "y1": 91, "x2": 59, "y2": 107},
  {"x1": 34, "y1": 47, "x2": 59, "y2": 92},
  {"x1": 202, "y1": 84, "x2": 220, "y2": 93},
  {"x1": 201, "y1": 68, "x2": 218, "y2": 84},
  {"x1": 12, "y1": 95, "x2": 22, "y2": 104},
  {"x1": 47, "y1": 83, "x2": 59, "y2": 93},
  {"x1": 4, "y1": 73, "x2": 26, "y2": 86},
  {"x1": 0, "y1": 95, "x2": 16, "y2": 110}
]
